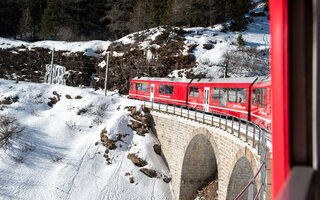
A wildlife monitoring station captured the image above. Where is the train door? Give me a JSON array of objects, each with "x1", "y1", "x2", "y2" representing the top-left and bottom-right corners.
[
  {"x1": 220, "y1": 88, "x2": 227, "y2": 107},
  {"x1": 150, "y1": 84, "x2": 155, "y2": 101},
  {"x1": 203, "y1": 87, "x2": 210, "y2": 112}
]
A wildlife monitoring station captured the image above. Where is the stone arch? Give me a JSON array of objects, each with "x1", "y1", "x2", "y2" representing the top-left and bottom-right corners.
[
  {"x1": 226, "y1": 147, "x2": 258, "y2": 200},
  {"x1": 179, "y1": 128, "x2": 219, "y2": 200}
]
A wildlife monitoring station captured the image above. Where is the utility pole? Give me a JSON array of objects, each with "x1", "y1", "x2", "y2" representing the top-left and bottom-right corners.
[
  {"x1": 104, "y1": 52, "x2": 110, "y2": 96},
  {"x1": 50, "y1": 48, "x2": 55, "y2": 84}
]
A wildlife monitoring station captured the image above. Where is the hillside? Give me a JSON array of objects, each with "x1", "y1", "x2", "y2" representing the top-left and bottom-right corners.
[
  {"x1": 1, "y1": 0, "x2": 259, "y2": 41},
  {"x1": 0, "y1": 4, "x2": 269, "y2": 94},
  {"x1": 0, "y1": 79, "x2": 173, "y2": 199}
]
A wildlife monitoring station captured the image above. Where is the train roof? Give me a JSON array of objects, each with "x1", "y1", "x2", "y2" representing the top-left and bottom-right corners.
[
  {"x1": 132, "y1": 77, "x2": 192, "y2": 83},
  {"x1": 191, "y1": 77, "x2": 257, "y2": 84},
  {"x1": 255, "y1": 75, "x2": 271, "y2": 83},
  {"x1": 132, "y1": 76, "x2": 270, "y2": 84}
]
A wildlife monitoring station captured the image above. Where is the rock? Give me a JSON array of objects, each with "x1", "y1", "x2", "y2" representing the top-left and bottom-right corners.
[
  {"x1": 75, "y1": 95, "x2": 82, "y2": 99},
  {"x1": 140, "y1": 168, "x2": 157, "y2": 178},
  {"x1": 0, "y1": 97, "x2": 12, "y2": 105},
  {"x1": 163, "y1": 176, "x2": 172, "y2": 183},
  {"x1": 135, "y1": 127, "x2": 148, "y2": 136},
  {"x1": 95, "y1": 141, "x2": 99, "y2": 146},
  {"x1": 153, "y1": 144, "x2": 161, "y2": 155},
  {"x1": 141, "y1": 106, "x2": 150, "y2": 113},
  {"x1": 47, "y1": 97, "x2": 58, "y2": 107},
  {"x1": 65, "y1": 94, "x2": 72, "y2": 99},
  {"x1": 128, "y1": 120, "x2": 142, "y2": 129},
  {"x1": 131, "y1": 111, "x2": 141, "y2": 117},
  {"x1": 129, "y1": 177, "x2": 134, "y2": 183},
  {"x1": 125, "y1": 172, "x2": 130, "y2": 176},
  {"x1": 124, "y1": 106, "x2": 136, "y2": 113},
  {"x1": 11, "y1": 96, "x2": 19, "y2": 102},
  {"x1": 249, "y1": 11, "x2": 266, "y2": 17},
  {"x1": 127, "y1": 153, "x2": 147, "y2": 167},
  {"x1": 142, "y1": 114, "x2": 152, "y2": 125},
  {"x1": 77, "y1": 108, "x2": 88, "y2": 115},
  {"x1": 53, "y1": 91, "x2": 61, "y2": 101},
  {"x1": 100, "y1": 128, "x2": 117, "y2": 150}
]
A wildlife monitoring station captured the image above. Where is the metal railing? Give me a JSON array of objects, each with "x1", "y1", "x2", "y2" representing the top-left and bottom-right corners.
[{"x1": 138, "y1": 96, "x2": 270, "y2": 200}]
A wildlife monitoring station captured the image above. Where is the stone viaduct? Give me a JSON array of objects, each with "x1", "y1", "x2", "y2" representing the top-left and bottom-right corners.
[{"x1": 150, "y1": 110, "x2": 272, "y2": 200}]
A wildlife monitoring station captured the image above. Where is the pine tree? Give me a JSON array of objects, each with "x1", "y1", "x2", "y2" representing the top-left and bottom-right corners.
[
  {"x1": 0, "y1": 1, "x2": 22, "y2": 37},
  {"x1": 150, "y1": 0, "x2": 169, "y2": 26},
  {"x1": 39, "y1": 0, "x2": 62, "y2": 39},
  {"x1": 230, "y1": 0, "x2": 252, "y2": 31}
]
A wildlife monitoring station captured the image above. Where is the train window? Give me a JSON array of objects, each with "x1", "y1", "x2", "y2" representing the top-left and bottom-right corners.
[
  {"x1": 189, "y1": 87, "x2": 199, "y2": 97},
  {"x1": 220, "y1": 88, "x2": 228, "y2": 107},
  {"x1": 130, "y1": 83, "x2": 133, "y2": 90},
  {"x1": 228, "y1": 88, "x2": 237, "y2": 102},
  {"x1": 237, "y1": 88, "x2": 247, "y2": 103},
  {"x1": 212, "y1": 88, "x2": 220, "y2": 100},
  {"x1": 159, "y1": 84, "x2": 174, "y2": 95},
  {"x1": 252, "y1": 88, "x2": 267, "y2": 107},
  {"x1": 262, "y1": 88, "x2": 267, "y2": 108},
  {"x1": 253, "y1": 88, "x2": 260, "y2": 106},
  {"x1": 135, "y1": 82, "x2": 148, "y2": 92}
]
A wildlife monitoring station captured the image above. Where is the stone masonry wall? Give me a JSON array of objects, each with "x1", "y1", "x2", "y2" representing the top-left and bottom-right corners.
[{"x1": 151, "y1": 111, "x2": 271, "y2": 200}]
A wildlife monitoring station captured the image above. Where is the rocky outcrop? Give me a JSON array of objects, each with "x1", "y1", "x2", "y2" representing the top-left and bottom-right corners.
[
  {"x1": 127, "y1": 153, "x2": 148, "y2": 167},
  {"x1": 125, "y1": 106, "x2": 152, "y2": 137},
  {"x1": 140, "y1": 168, "x2": 157, "y2": 178}
]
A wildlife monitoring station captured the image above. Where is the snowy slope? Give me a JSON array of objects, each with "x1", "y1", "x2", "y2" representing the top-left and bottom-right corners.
[{"x1": 0, "y1": 80, "x2": 172, "y2": 200}]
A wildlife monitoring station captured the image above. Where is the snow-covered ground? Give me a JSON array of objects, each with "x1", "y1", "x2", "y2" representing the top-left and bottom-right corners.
[{"x1": 0, "y1": 79, "x2": 172, "y2": 200}]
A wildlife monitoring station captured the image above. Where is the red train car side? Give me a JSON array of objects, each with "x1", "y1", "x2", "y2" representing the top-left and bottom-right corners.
[
  {"x1": 188, "y1": 77, "x2": 257, "y2": 120},
  {"x1": 129, "y1": 76, "x2": 271, "y2": 131},
  {"x1": 129, "y1": 77, "x2": 191, "y2": 106},
  {"x1": 250, "y1": 76, "x2": 271, "y2": 130}
]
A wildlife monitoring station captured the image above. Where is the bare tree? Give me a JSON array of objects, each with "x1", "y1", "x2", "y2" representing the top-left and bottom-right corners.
[{"x1": 220, "y1": 46, "x2": 270, "y2": 77}]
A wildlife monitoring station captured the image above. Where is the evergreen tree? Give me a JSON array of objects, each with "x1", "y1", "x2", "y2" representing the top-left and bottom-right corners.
[
  {"x1": 230, "y1": 0, "x2": 252, "y2": 31},
  {"x1": 150, "y1": 0, "x2": 169, "y2": 26},
  {"x1": 0, "y1": 1, "x2": 22, "y2": 37},
  {"x1": 39, "y1": 0, "x2": 62, "y2": 39}
]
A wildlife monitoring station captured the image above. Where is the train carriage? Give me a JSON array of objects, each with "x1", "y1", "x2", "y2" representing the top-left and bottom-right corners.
[
  {"x1": 250, "y1": 76, "x2": 271, "y2": 130},
  {"x1": 129, "y1": 77, "x2": 191, "y2": 106},
  {"x1": 188, "y1": 77, "x2": 257, "y2": 120},
  {"x1": 129, "y1": 76, "x2": 271, "y2": 130}
]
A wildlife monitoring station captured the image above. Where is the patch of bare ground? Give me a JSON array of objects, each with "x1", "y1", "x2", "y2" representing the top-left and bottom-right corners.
[
  {"x1": 194, "y1": 176, "x2": 218, "y2": 200},
  {"x1": 100, "y1": 127, "x2": 129, "y2": 164}
]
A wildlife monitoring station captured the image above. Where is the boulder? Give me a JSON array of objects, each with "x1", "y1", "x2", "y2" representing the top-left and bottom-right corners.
[
  {"x1": 140, "y1": 168, "x2": 157, "y2": 178},
  {"x1": 127, "y1": 153, "x2": 147, "y2": 167}
]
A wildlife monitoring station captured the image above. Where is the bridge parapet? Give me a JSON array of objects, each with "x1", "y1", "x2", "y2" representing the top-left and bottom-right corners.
[{"x1": 144, "y1": 102, "x2": 271, "y2": 200}]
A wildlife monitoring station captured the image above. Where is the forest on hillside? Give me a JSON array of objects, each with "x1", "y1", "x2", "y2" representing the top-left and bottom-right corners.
[{"x1": 0, "y1": 0, "x2": 266, "y2": 41}]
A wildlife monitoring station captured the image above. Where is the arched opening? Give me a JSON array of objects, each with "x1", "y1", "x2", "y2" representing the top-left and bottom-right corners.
[
  {"x1": 179, "y1": 134, "x2": 218, "y2": 200},
  {"x1": 226, "y1": 157, "x2": 257, "y2": 200}
]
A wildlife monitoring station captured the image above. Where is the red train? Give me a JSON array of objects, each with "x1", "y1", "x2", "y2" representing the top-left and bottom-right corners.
[{"x1": 129, "y1": 76, "x2": 271, "y2": 130}]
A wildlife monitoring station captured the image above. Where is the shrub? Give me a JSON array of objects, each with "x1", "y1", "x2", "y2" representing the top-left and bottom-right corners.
[
  {"x1": 237, "y1": 34, "x2": 246, "y2": 47},
  {"x1": 0, "y1": 114, "x2": 24, "y2": 148}
]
